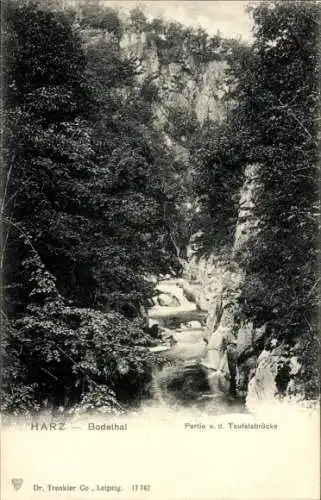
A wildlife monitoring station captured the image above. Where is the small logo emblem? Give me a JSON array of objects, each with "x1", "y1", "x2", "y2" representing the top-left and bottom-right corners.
[{"x1": 11, "y1": 478, "x2": 23, "y2": 491}]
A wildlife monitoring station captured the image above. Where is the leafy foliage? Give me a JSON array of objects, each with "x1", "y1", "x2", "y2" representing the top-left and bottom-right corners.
[
  {"x1": 2, "y1": 1, "x2": 179, "y2": 414},
  {"x1": 2, "y1": 250, "x2": 160, "y2": 414},
  {"x1": 191, "y1": 117, "x2": 246, "y2": 254},
  {"x1": 79, "y1": 1, "x2": 123, "y2": 38},
  {"x1": 3, "y1": 0, "x2": 319, "y2": 414},
  {"x1": 147, "y1": 19, "x2": 222, "y2": 66},
  {"x1": 194, "y1": 1, "x2": 320, "y2": 397},
  {"x1": 236, "y1": 1, "x2": 320, "y2": 339}
]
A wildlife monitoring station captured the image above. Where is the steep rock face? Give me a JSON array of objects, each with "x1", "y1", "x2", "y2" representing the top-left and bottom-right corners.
[
  {"x1": 83, "y1": 24, "x2": 229, "y2": 186},
  {"x1": 233, "y1": 164, "x2": 261, "y2": 253},
  {"x1": 119, "y1": 31, "x2": 159, "y2": 81},
  {"x1": 244, "y1": 338, "x2": 312, "y2": 410},
  {"x1": 118, "y1": 27, "x2": 227, "y2": 128},
  {"x1": 184, "y1": 163, "x2": 315, "y2": 408},
  {"x1": 184, "y1": 164, "x2": 259, "y2": 335},
  {"x1": 183, "y1": 165, "x2": 273, "y2": 405}
]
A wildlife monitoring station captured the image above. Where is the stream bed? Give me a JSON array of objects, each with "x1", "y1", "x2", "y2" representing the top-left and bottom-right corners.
[{"x1": 147, "y1": 279, "x2": 246, "y2": 415}]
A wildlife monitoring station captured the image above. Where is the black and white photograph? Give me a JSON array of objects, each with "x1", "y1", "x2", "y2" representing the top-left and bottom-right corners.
[{"x1": 1, "y1": 1, "x2": 320, "y2": 499}]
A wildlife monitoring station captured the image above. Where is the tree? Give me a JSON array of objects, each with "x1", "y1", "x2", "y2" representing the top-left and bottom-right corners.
[
  {"x1": 191, "y1": 1, "x2": 320, "y2": 398},
  {"x1": 2, "y1": 1, "x2": 171, "y2": 414},
  {"x1": 231, "y1": 1, "x2": 320, "y2": 397},
  {"x1": 79, "y1": 2, "x2": 123, "y2": 38},
  {"x1": 3, "y1": 1, "x2": 97, "y2": 307},
  {"x1": 83, "y1": 31, "x2": 185, "y2": 307},
  {"x1": 2, "y1": 247, "x2": 160, "y2": 415}
]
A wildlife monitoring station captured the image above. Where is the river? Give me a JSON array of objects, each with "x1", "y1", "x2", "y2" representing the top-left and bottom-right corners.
[{"x1": 147, "y1": 278, "x2": 246, "y2": 415}]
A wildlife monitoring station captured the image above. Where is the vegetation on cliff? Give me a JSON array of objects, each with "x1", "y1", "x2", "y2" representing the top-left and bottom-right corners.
[
  {"x1": 193, "y1": 1, "x2": 320, "y2": 398},
  {"x1": 239, "y1": 1, "x2": 320, "y2": 398},
  {"x1": 2, "y1": 1, "x2": 180, "y2": 414},
  {"x1": 1, "y1": 0, "x2": 320, "y2": 414}
]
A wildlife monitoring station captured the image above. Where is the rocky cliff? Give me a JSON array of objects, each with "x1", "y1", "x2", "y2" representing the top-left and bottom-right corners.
[
  {"x1": 78, "y1": 11, "x2": 317, "y2": 409},
  {"x1": 118, "y1": 29, "x2": 227, "y2": 125},
  {"x1": 82, "y1": 19, "x2": 229, "y2": 164},
  {"x1": 183, "y1": 164, "x2": 314, "y2": 410},
  {"x1": 110, "y1": 21, "x2": 309, "y2": 408}
]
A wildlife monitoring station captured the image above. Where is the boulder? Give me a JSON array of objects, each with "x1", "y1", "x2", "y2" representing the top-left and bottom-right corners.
[
  {"x1": 245, "y1": 345, "x2": 302, "y2": 410},
  {"x1": 206, "y1": 370, "x2": 230, "y2": 396},
  {"x1": 246, "y1": 351, "x2": 280, "y2": 410},
  {"x1": 176, "y1": 279, "x2": 184, "y2": 288},
  {"x1": 157, "y1": 292, "x2": 180, "y2": 307},
  {"x1": 182, "y1": 283, "x2": 198, "y2": 303},
  {"x1": 148, "y1": 318, "x2": 159, "y2": 328}
]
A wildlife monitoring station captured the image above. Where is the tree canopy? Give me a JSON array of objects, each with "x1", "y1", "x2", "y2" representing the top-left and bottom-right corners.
[
  {"x1": 2, "y1": 0, "x2": 320, "y2": 414},
  {"x1": 2, "y1": 1, "x2": 179, "y2": 414},
  {"x1": 193, "y1": 1, "x2": 320, "y2": 397}
]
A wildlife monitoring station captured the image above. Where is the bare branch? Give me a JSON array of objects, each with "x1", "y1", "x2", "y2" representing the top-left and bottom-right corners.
[
  {"x1": 2, "y1": 217, "x2": 37, "y2": 255},
  {"x1": 1, "y1": 154, "x2": 15, "y2": 217},
  {"x1": 0, "y1": 226, "x2": 11, "y2": 271},
  {"x1": 279, "y1": 99, "x2": 317, "y2": 146},
  {"x1": 40, "y1": 367, "x2": 59, "y2": 382}
]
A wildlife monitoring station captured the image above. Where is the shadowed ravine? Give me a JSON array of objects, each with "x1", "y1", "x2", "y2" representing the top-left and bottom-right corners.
[{"x1": 147, "y1": 279, "x2": 247, "y2": 415}]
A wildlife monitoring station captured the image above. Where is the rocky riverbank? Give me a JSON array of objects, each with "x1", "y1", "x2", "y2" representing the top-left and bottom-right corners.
[{"x1": 147, "y1": 277, "x2": 246, "y2": 413}]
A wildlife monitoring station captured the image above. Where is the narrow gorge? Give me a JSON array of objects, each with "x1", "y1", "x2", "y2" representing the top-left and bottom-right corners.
[
  {"x1": 108, "y1": 12, "x2": 320, "y2": 411},
  {"x1": 146, "y1": 162, "x2": 314, "y2": 412},
  {"x1": 3, "y1": 1, "x2": 319, "y2": 417}
]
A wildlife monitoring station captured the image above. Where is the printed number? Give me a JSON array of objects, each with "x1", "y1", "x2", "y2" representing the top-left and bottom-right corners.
[{"x1": 131, "y1": 485, "x2": 150, "y2": 492}]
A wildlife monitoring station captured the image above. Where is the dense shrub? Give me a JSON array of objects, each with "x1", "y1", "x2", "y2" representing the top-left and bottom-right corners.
[{"x1": 2, "y1": 1, "x2": 179, "y2": 414}]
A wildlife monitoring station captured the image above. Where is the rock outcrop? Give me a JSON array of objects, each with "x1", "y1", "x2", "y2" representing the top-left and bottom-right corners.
[
  {"x1": 183, "y1": 163, "x2": 310, "y2": 409},
  {"x1": 84, "y1": 21, "x2": 228, "y2": 144},
  {"x1": 78, "y1": 14, "x2": 313, "y2": 409},
  {"x1": 232, "y1": 164, "x2": 261, "y2": 254},
  {"x1": 119, "y1": 29, "x2": 227, "y2": 126},
  {"x1": 157, "y1": 292, "x2": 180, "y2": 307}
]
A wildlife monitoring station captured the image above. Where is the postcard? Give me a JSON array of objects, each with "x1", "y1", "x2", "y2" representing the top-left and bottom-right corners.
[{"x1": 1, "y1": 1, "x2": 320, "y2": 499}]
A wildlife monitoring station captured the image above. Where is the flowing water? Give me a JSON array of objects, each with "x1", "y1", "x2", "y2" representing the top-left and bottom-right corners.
[{"x1": 147, "y1": 279, "x2": 246, "y2": 415}]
